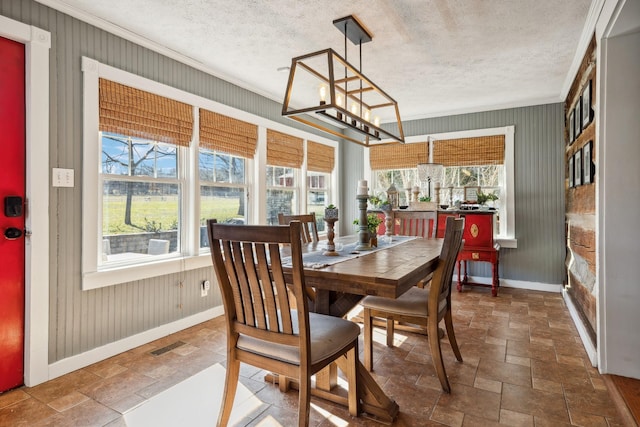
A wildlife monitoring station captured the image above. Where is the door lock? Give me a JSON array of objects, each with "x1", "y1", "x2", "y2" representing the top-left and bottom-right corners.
[{"x1": 4, "y1": 227, "x2": 22, "y2": 240}]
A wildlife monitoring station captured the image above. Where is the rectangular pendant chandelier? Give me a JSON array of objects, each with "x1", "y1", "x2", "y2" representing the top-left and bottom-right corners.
[{"x1": 281, "y1": 15, "x2": 404, "y2": 146}]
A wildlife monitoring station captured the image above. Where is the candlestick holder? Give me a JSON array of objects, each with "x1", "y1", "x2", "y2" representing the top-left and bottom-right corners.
[
  {"x1": 382, "y1": 207, "x2": 394, "y2": 242},
  {"x1": 355, "y1": 194, "x2": 372, "y2": 251},
  {"x1": 323, "y1": 217, "x2": 339, "y2": 256}
]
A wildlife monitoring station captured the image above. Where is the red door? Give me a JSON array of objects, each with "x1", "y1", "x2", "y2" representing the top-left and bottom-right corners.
[{"x1": 0, "y1": 36, "x2": 26, "y2": 392}]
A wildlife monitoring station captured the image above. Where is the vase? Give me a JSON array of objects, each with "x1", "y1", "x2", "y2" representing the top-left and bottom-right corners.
[{"x1": 324, "y1": 208, "x2": 339, "y2": 219}]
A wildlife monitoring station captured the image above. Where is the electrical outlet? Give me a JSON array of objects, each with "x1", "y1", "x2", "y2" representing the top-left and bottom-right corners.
[{"x1": 201, "y1": 280, "x2": 210, "y2": 297}]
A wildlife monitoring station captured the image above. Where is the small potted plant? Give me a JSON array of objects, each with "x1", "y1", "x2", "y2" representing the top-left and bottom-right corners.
[
  {"x1": 476, "y1": 191, "x2": 498, "y2": 208},
  {"x1": 410, "y1": 195, "x2": 436, "y2": 210},
  {"x1": 324, "y1": 204, "x2": 339, "y2": 219},
  {"x1": 353, "y1": 213, "x2": 383, "y2": 247},
  {"x1": 368, "y1": 195, "x2": 382, "y2": 209},
  {"x1": 379, "y1": 200, "x2": 392, "y2": 213}
]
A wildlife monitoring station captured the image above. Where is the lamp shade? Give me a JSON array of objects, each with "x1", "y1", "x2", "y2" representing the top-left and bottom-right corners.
[{"x1": 417, "y1": 163, "x2": 444, "y2": 184}]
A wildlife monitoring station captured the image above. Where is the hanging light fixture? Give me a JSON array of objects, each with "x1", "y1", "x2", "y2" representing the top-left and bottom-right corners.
[
  {"x1": 281, "y1": 15, "x2": 404, "y2": 146},
  {"x1": 417, "y1": 163, "x2": 444, "y2": 199}
]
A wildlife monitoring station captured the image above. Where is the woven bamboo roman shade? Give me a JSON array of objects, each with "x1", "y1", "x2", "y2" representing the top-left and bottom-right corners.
[
  {"x1": 307, "y1": 141, "x2": 334, "y2": 173},
  {"x1": 369, "y1": 142, "x2": 428, "y2": 170},
  {"x1": 266, "y1": 129, "x2": 304, "y2": 168},
  {"x1": 432, "y1": 135, "x2": 505, "y2": 167},
  {"x1": 99, "y1": 78, "x2": 193, "y2": 146},
  {"x1": 199, "y1": 109, "x2": 258, "y2": 158}
]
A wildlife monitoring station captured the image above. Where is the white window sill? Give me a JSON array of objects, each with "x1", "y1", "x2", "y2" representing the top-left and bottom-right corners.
[
  {"x1": 82, "y1": 253, "x2": 212, "y2": 290},
  {"x1": 496, "y1": 237, "x2": 517, "y2": 248}
]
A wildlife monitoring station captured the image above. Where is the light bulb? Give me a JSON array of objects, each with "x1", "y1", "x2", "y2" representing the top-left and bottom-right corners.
[
  {"x1": 373, "y1": 116, "x2": 380, "y2": 137},
  {"x1": 335, "y1": 94, "x2": 344, "y2": 120},
  {"x1": 350, "y1": 103, "x2": 359, "y2": 126},
  {"x1": 364, "y1": 109, "x2": 371, "y2": 122},
  {"x1": 319, "y1": 85, "x2": 327, "y2": 105}
]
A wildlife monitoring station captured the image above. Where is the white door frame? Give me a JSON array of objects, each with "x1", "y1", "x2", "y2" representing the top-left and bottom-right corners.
[{"x1": 0, "y1": 14, "x2": 51, "y2": 387}]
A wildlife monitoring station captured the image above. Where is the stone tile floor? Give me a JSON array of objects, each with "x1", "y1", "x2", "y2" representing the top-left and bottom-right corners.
[{"x1": 0, "y1": 287, "x2": 630, "y2": 426}]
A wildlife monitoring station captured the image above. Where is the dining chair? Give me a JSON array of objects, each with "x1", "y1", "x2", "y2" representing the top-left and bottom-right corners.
[
  {"x1": 278, "y1": 212, "x2": 319, "y2": 244},
  {"x1": 207, "y1": 219, "x2": 360, "y2": 426},
  {"x1": 360, "y1": 216, "x2": 465, "y2": 392},
  {"x1": 393, "y1": 209, "x2": 437, "y2": 239},
  {"x1": 393, "y1": 210, "x2": 438, "y2": 288}
]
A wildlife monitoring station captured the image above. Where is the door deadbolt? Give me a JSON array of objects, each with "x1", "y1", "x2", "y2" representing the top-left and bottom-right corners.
[{"x1": 4, "y1": 227, "x2": 22, "y2": 240}]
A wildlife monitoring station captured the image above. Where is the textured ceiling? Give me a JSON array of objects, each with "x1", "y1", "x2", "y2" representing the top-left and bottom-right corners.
[{"x1": 46, "y1": 0, "x2": 592, "y2": 122}]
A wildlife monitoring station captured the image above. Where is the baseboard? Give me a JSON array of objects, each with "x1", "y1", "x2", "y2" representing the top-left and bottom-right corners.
[
  {"x1": 48, "y1": 306, "x2": 224, "y2": 381},
  {"x1": 563, "y1": 289, "x2": 598, "y2": 367},
  {"x1": 455, "y1": 274, "x2": 563, "y2": 293}
]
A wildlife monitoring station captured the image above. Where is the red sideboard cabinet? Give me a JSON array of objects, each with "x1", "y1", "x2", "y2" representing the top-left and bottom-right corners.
[{"x1": 437, "y1": 210, "x2": 500, "y2": 296}]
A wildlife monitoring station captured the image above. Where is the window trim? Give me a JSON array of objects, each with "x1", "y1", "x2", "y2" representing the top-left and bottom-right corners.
[
  {"x1": 364, "y1": 126, "x2": 517, "y2": 248},
  {"x1": 81, "y1": 57, "x2": 339, "y2": 290}
]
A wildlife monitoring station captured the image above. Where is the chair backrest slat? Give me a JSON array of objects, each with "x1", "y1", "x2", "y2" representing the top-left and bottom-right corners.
[
  {"x1": 255, "y1": 246, "x2": 280, "y2": 332},
  {"x1": 231, "y1": 240, "x2": 256, "y2": 327},
  {"x1": 269, "y1": 244, "x2": 294, "y2": 334},
  {"x1": 220, "y1": 240, "x2": 247, "y2": 324},
  {"x1": 244, "y1": 243, "x2": 268, "y2": 329}
]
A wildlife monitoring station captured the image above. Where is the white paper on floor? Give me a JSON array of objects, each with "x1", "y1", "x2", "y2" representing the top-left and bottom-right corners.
[{"x1": 123, "y1": 363, "x2": 264, "y2": 427}]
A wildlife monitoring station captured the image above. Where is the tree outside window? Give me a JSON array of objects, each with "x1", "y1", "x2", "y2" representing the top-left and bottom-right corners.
[
  {"x1": 199, "y1": 149, "x2": 247, "y2": 248},
  {"x1": 101, "y1": 132, "x2": 180, "y2": 262}
]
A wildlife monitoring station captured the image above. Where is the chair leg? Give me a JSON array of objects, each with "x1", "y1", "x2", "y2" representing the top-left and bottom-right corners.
[
  {"x1": 386, "y1": 317, "x2": 395, "y2": 347},
  {"x1": 298, "y1": 369, "x2": 311, "y2": 427},
  {"x1": 364, "y1": 308, "x2": 373, "y2": 372},
  {"x1": 346, "y1": 345, "x2": 359, "y2": 416},
  {"x1": 218, "y1": 358, "x2": 240, "y2": 427},
  {"x1": 444, "y1": 309, "x2": 463, "y2": 362},
  {"x1": 428, "y1": 319, "x2": 451, "y2": 393}
]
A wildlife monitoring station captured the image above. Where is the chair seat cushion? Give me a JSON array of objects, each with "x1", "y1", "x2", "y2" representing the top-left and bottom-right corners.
[
  {"x1": 237, "y1": 312, "x2": 360, "y2": 366},
  {"x1": 360, "y1": 287, "x2": 447, "y2": 317}
]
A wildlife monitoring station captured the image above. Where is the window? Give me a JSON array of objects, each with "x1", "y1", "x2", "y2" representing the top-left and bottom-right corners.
[
  {"x1": 197, "y1": 109, "x2": 256, "y2": 247},
  {"x1": 266, "y1": 166, "x2": 299, "y2": 225},
  {"x1": 369, "y1": 141, "x2": 428, "y2": 206},
  {"x1": 372, "y1": 169, "x2": 418, "y2": 206},
  {"x1": 306, "y1": 140, "x2": 335, "y2": 233},
  {"x1": 199, "y1": 150, "x2": 247, "y2": 247},
  {"x1": 442, "y1": 165, "x2": 503, "y2": 204},
  {"x1": 82, "y1": 57, "x2": 338, "y2": 290},
  {"x1": 365, "y1": 127, "x2": 516, "y2": 247},
  {"x1": 101, "y1": 133, "x2": 180, "y2": 265},
  {"x1": 266, "y1": 129, "x2": 303, "y2": 225},
  {"x1": 307, "y1": 172, "x2": 329, "y2": 232}
]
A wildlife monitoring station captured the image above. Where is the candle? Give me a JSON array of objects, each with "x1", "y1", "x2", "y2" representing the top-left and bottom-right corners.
[{"x1": 357, "y1": 180, "x2": 368, "y2": 195}]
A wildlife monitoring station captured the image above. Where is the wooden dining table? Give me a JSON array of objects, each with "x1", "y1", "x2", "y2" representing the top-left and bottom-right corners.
[{"x1": 279, "y1": 235, "x2": 443, "y2": 422}]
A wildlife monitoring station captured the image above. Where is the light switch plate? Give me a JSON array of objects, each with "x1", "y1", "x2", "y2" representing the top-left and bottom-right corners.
[{"x1": 52, "y1": 168, "x2": 74, "y2": 187}]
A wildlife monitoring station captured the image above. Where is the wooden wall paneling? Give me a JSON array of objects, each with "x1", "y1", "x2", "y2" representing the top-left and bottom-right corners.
[{"x1": 564, "y1": 34, "x2": 597, "y2": 340}]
